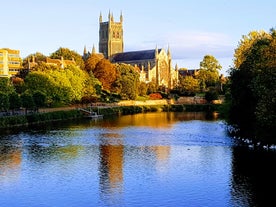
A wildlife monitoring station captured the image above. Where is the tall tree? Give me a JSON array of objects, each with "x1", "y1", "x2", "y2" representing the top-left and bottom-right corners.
[
  {"x1": 233, "y1": 30, "x2": 270, "y2": 68},
  {"x1": 196, "y1": 55, "x2": 221, "y2": 91},
  {"x1": 229, "y1": 28, "x2": 276, "y2": 145}
]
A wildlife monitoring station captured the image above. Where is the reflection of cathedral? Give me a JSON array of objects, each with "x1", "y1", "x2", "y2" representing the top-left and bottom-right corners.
[{"x1": 98, "y1": 12, "x2": 179, "y2": 89}]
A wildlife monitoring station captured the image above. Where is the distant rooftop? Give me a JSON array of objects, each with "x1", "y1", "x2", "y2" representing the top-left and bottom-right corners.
[{"x1": 112, "y1": 49, "x2": 161, "y2": 62}]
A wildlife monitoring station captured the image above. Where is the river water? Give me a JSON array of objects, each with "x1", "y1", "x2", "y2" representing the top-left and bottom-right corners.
[{"x1": 0, "y1": 112, "x2": 275, "y2": 207}]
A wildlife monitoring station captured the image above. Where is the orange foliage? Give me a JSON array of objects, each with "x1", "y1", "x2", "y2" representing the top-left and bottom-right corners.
[
  {"x1": 93, "y1": 59, "x2": 117, "y2": 90},
  {"x1": 149, "y1": 93, "x2": 162, "y2": 100}
]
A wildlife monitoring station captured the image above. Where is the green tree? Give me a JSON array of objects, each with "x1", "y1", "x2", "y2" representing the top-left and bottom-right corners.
[
  {"x1": 114, "y1": 64, "x2": 140, "y2": 100},
  {"x1": 147, "y1": 80, "x2": 157, "y2": 94},
  {"x1": 64, "y1": 65, "x2": 88, "y2": 101},
  {"x1": 233, "y1": 30, "x2": 270, "y2": 68},
  {"x1": 50, "y1": 47, "x2": 85, "y2": 69},
  {"x1": 21, "y1": 91, "x2": 35, "y2": 113},
  {"x1": 179, "y1": 76, "x2": 200, "y2": 95},
  {"x1": 24, "y1": 70, "x2": 72, "y2": 105},
  {"x1": 33, "y1": 90, "x2": 46, "y2": 108},
  {"x1": 228, "y1": 28, "x2": 276, "y2": 146},
  {"x1": 196, "y1": 55, "x2": 221, "y2": 91},
  {"x1": 0, "y1": 77, "x2": 15, "y2": 94},
  {"x1": 0, "y1": 92, "x2": 9, "y2": 111},
  {"x1": 83, "y1": 72, "x2": 102, "y2": 98},
  {"x1": 9, "y1": 92, "x2": 22, "y2": 113},
  {"x1": 138, "y1": 82, "x2": 148, "y2": 96}
]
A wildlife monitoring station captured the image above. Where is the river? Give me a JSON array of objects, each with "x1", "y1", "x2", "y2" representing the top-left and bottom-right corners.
[{"x1": 0, "y1": 112, "x2": 275, "y2": 207}]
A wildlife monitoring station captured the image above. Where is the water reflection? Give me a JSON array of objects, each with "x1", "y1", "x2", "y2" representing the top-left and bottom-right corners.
[
  {"x1": 0, "y1": 146, "x2": 21, "y2": 183},
  {"x1": 0, "y1": 112, "x2": 274, "y2": 207},
  {"x1": 231, "y1": 147, "x2": 276, "y2": 207}
]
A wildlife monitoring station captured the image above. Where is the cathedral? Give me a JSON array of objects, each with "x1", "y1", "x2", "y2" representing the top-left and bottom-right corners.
[{"x1": 98, "y1": 12, "x2": 178, "y2": 89}]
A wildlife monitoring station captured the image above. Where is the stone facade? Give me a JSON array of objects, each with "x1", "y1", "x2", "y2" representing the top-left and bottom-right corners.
[
  {"x1": 98, "y1": 12, "x2": 178, "y2": 89},
  {"x1": 111, "y1": 47, "x2": 178, "y2": 89},
  {"x1": 99, "y1": 11, "x2": 124, "y2": 59}
]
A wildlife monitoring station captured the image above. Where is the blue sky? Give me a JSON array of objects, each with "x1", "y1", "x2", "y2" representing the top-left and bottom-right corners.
[{"x1": 1, "y1": 0, "x2": 275, "y2": 75}]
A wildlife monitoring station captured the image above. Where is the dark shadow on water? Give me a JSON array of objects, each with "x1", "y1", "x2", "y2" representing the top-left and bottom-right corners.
[{"x1": 231, "y1": 146, "x2": 276, "y2": 207}]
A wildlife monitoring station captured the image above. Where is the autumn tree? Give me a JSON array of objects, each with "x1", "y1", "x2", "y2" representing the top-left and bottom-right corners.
[
  {"x1": 11, "y1": 77, "x2": 24, "y2": 94},
  {"x1": 93, "y1": 59, "x2": 117, "y2": 91},
  {"x1": 85, "y1": 53, "x2": 104, "y2": 73}
]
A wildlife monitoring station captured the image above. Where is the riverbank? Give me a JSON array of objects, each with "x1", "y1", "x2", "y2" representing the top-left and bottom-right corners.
[{"x1": 0, "y1": 102, "x2": 221, "y2": 129}]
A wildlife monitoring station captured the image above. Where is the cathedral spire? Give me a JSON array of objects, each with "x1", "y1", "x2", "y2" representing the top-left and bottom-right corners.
[
  {"x1": 155, "y1": 45, "x2": 159, "y2": 57},
  {"x1": 175, "y1": 63, "x2": 178, "y2": 71},
  {"x1": 99, "y1": 12, "x2": 102, "y2": 23},
  {"x1": 120, "y1": 11, "x2": 123, "y2": 23},
  {"x1": 167, "y1": 44, "x2": 171, "y2": 57},
  {"x1": 83, "y1": 45, "x2": 87, "y2": 56},
  {"x1": 92, "y1": 45, "x2": 96, "y2": 54},
  {"x1": 108, "y1": 10, "x2": 111, "y2": 21}
]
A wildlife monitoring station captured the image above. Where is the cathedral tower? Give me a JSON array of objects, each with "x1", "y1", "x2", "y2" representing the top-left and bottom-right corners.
[{"x1": 99, "y1": 11, "x2": 124, "y2": 59}]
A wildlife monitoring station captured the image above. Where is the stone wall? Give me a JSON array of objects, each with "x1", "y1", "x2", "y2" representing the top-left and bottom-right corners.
[
  {"x1": 117, "y1": 100, "x2": 168, "y2": 106},
  {"x1": 176, "y1": 96, "x2": 207, "y2": 104}
]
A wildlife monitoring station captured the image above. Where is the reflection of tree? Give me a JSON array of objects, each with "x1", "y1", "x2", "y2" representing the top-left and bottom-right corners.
[
  {"x1": 27, "y1": 144, "x2": 82, "y2": 162},
  {"x1": 231, "y1": 147, "x2": 276, "y2": 207}
]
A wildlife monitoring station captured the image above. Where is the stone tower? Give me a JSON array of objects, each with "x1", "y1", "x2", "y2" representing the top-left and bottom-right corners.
[{"x1": 99, "y1": 11, "x2": 124, "y2": 59}]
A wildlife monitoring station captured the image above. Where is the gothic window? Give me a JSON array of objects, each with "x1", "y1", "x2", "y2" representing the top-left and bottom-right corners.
[{"x1": 116, "y1": 32, "x2": 119, "y2": 38}]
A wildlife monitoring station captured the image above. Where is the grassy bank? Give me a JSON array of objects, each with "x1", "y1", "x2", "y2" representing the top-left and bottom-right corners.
[
  {"x1": 94, "y1": 104, "x2": 220, "y2": 116},
  {"x1": 0, "y1": 110, "x2": 82, "y2": 129},
  {"x1": 0, "y1": 103, "x2": 220, "y2": 129}
]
